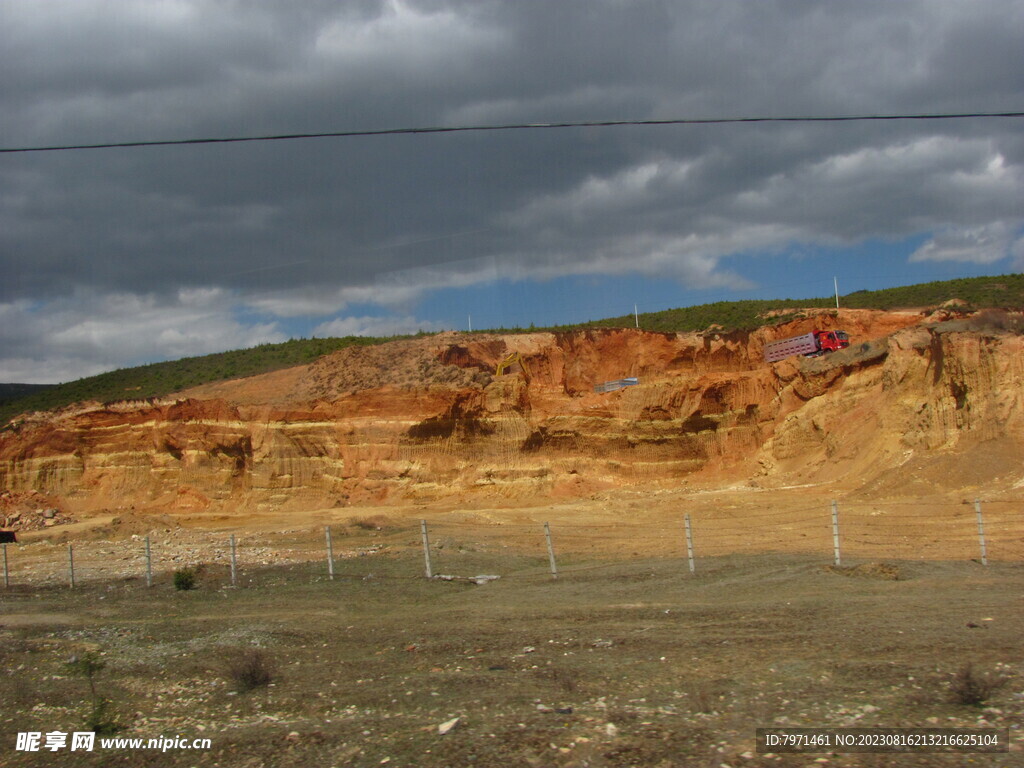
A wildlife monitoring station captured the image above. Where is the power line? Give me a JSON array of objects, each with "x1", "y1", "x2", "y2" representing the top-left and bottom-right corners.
[{"x1": 2, "y1": 111, "x2": 1022, "y2": 154}]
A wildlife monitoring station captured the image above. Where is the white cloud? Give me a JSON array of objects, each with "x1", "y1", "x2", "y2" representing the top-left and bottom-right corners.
[
  {"x1": 244, "y1": 283, "x2": 426, "y2": 318},
  {"x1": 509, "y1": 159, "x2": 696, "y2": 227},
  {"x1": 2, "y1": 0, "x2": 1024, "y2": 384},
  {"x1": 0, "y1": 289, "x2": 286, "y2": 383},
  {"x1": 313, "y1": 314, "x2": 446, "y2": 338},
  {"x1": 1012, "y1": 235, "x2": 1024, "y2": 267},
  {"x1": 243, "y1": 257, "x2": 505, "y2": 318},
  {"x1": 910, "y1": 222, "x2": 1021, "y2": 264},
  {"x1": 0, "y1": 356, "x2": 112, "y2": 385},
  {"x1": 314, "y1": 0, "x2": 501, "y2": 78},
  {"x1": 443, "y1": 84, "x2": 651, "y2": 126}
]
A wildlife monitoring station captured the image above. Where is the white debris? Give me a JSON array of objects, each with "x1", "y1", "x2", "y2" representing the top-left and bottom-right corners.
[{"x1": 438, "y1": 717, "x2": 460, "y2": 735}]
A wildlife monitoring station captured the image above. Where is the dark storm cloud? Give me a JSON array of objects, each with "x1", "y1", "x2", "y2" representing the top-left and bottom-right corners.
[{"x1": 1, "y1": 0, "x2": 1023, "y2": 380}]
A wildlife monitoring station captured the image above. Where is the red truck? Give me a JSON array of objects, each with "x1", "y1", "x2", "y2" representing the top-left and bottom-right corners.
[{"x1": 764, "y1": 330, "x2": 850, "y2": 363}]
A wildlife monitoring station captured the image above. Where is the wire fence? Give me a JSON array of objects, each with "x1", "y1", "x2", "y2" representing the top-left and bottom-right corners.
[{"x1": 1, "y1": 498, "x2": 1020, "y2": 591}]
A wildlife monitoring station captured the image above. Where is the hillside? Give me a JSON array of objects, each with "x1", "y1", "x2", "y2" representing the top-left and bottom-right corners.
[
  {"x1": 2, "y1": 305, "x2": 1023, "y2": 524},
  {"x1": 0, "y1": 383, "x2": 53, "y2": 405},
  {"x1": 0, "y1": 335, "x2": 400, "y2": 426},
  {"x1": 577, "y1": 273, "x2": 1024, "y2": 332},
  {"x1": 2, "y1": 273, "x2": 1022, "y2": 426}
]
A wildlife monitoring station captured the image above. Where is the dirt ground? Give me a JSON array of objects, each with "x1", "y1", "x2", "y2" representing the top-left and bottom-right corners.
[
  {"x1": 1, "y1": 486, "x2": 1023, "y2": 767},
  {"x1": 0, "y1": 550, "x2": 1021, "y2": 767},
  {"x1": 4, "y1": 318, "x2": 1023, "y2": 765},
  {"x1": 7, "y1": 483, "x2": 1021, "y2": 587}
]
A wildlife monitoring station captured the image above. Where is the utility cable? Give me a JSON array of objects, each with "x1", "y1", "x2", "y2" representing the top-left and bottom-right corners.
[{"x1": 2, "y1": 111, "x2": 1022, "y2": 154}]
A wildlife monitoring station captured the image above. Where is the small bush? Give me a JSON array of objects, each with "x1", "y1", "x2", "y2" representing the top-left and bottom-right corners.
[
  {"x1": 968, "y1": 308, "x2": 1024, "y2": 333},
  {"x1": 66, "y1": 652, "x2": 120, "y2": 735},
  {"x1": 173, "y1": 568, "x2": 197, "y2": 591},
  {"x1": 348, "y1": 514, "x2": 391, "y2": 531},
  {"x1": 689, "y1": 681, "x2": 725, "y2": 714},
  {"x1": 222, "y1": 648, "x2": 274, "y2": 692},
  {"x1": 85, "y1": 697, "x2": 120, "y2": 736},
  {"x1": 534, "y1": 666, "x2": 578, "y2": 694},
  {"x1": 949, "y1": 663, "x2": 1007, "y2": 706}
]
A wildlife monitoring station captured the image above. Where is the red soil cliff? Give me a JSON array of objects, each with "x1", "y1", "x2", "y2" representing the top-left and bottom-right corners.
[{"x1": 2, "y1": 309, "x2": 1022, "y2": 516}]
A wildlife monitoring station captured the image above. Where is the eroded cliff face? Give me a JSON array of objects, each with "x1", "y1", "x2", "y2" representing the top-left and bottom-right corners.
[{"x1": 2, "y1": 309, "x2": 1021, "y2": 513}]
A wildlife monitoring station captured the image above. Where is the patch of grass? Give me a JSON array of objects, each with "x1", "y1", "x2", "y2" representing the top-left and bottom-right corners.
[{"x1": 534, "y1": 666, "x2": 579, "y2": 694}]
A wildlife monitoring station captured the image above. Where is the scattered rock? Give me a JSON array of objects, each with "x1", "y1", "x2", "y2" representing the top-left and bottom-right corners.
[
  {"x1": 0, "y1": 494, "x2": 74, "y2": 532},
  {"x1": 823, "y1": 562, "x2": 903, "y2": 580},
  {"x1": 432, "y1": 573, "x2": 500, "y2": 585},
  {"x1": 438, "y1": 717, "x2": 460, "y2": 735}
]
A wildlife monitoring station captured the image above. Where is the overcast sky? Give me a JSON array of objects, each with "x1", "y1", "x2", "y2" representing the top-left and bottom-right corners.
[{"x1": 2, "y1": 0, "x2": 1023, "y2": 383}]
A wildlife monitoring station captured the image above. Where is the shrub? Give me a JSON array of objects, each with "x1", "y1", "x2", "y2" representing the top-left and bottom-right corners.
[
  {"x1": 66, "y1": 652, "x2": 120, "y2": 735},
  {"x1": 221, "y1": 648, "x2": 274, "y2": 692},
  {"x1": 968, "y1": 308, "x2": 1024, "y2": 333},
  {"x1": 85, "y1": 697, "x2": 120, "y2": 736},
  {"x1": 949, "y1": 663, "x2": 1007, "y2": 706},
  {"x1": 173, "y1": 568, "x2": 197, "y2": 591},
  {"x1": 348, "y1": 514, "x2": 391, "y2": 531}
]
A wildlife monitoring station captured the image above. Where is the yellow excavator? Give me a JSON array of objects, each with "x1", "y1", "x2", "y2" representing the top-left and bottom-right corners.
[{"x1": 495, "y1": 352, "x2": 531, "y2": 380}]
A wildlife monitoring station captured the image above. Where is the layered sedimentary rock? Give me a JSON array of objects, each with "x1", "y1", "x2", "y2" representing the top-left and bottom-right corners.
[{"x1": 2, "y1": 309, "x2": 1021, "y2": 513}]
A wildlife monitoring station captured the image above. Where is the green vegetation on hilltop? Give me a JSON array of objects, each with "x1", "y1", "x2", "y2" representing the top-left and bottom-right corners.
[
  {"x1": 572, "y1": 273, "x2": 1024, "y2": 333},
  {"x1": 570, "y1": 298, "x2": 830, "y2": 334},
  {"x1": 0, "y1": 335, "x2": 396, "y2": 425},
  {"x1": 0, "y1": 383, "x2": 54, "y2": 405},
  {"x1": 840, "y1": 274, "x2": 1024, "y2": 310},
  {"x1": 2, "y1": 273, "x2": 1022, "y2": 424}
]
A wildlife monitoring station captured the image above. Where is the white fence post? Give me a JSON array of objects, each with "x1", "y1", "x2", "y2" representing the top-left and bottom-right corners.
[
  {"x1": 831, "y1": 500, "x2": 841, "y2": 566},
  {"x1": 974, "y1": 499, "x2": 988, "y2": 566},
  {"x1": 230, "y1": 534, "x2": 238, "y2": 587},
  {"x1": 544, "y1": 522, "x2": 558, "y2": 580},
  {"x1": 145, "y1": 535, "x2": 153, "y2": 587},
  {"x1": 684, "y1": 514, "x2": 695, "y2": 574},
  {"x1": 325, "y1": 526, "x2": 335, "y2": 580},
  {"x1": 420, "y1": 520, "x2": 433, "y2": 579}
]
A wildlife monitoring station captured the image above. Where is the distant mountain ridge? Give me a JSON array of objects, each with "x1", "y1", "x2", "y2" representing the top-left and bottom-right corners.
[{"x1": 0, "y1": 383, "x2": 54, "y2": 405}]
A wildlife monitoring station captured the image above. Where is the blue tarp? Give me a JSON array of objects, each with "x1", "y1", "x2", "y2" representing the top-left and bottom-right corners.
[{"x1": 593, "y1": 377, "x2": 639, "y2": 393}]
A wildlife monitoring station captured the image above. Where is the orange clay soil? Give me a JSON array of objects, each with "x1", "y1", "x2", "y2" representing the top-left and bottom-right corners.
[{"x1": 2, "y1": 308, "x2": 1023, "y2": 561}]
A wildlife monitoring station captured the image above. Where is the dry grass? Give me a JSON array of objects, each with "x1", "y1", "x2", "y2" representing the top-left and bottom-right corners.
[
  {"x1": 220, "y1": 647, "x2": 275, "y2": 693},
  {"x1": 0, "y1": 550, "x2": 1021, "y2": 767},
  {"x1": 948, "y1": 662, "x2": 1008, "y2": 707}
]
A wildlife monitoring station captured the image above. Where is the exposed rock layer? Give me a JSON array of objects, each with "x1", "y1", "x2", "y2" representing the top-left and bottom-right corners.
[{"x1": 2, "y1": 309, "x2": 1022, "y2": 513}]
